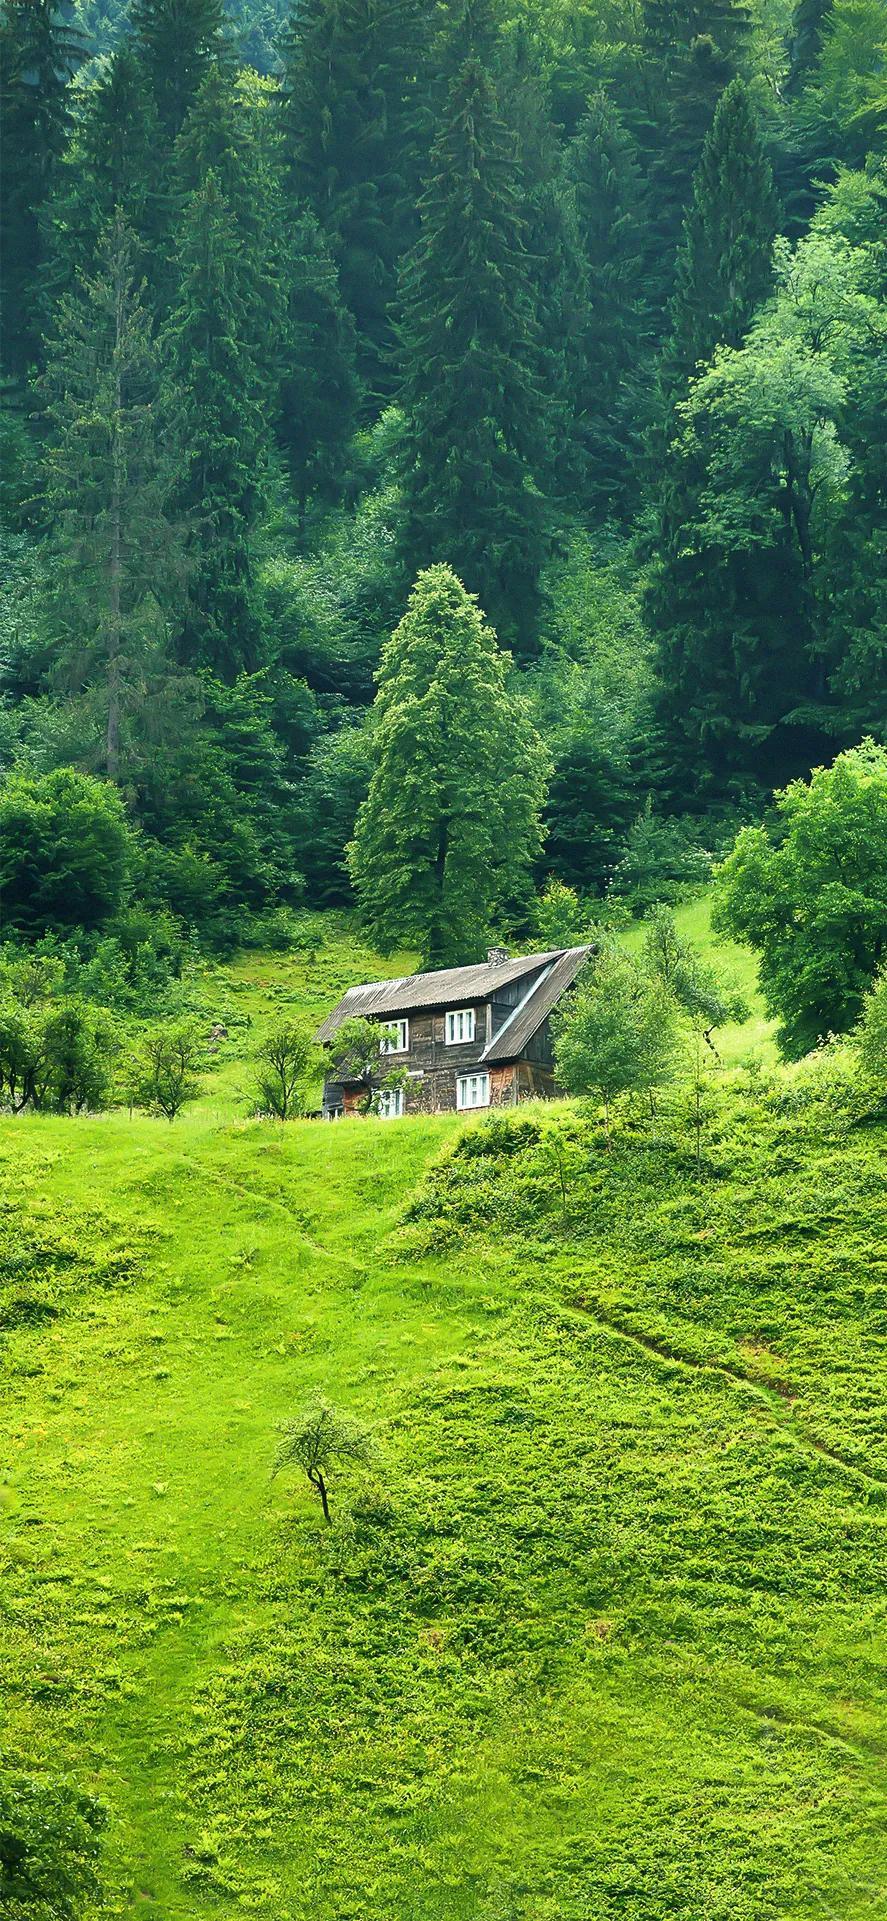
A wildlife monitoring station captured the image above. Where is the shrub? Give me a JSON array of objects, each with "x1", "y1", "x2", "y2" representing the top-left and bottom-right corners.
[
  {"x1": 125, "y1": 1022, "x2": 203, "y2": 1120},
  {"x1": 855, "y1": 964, "x2": 887, "y2": 1087},
  {"x1": 609, "y1": 801, "x2": 712, "y2": 911},
  {"x1": 534, "y1": 877, "x2": 595, "y2": 950},
  {"x1": 0, "y1": 1771, "x2": 105, "y2": 1921},
  {"x1": 0, "y1": 768, "x2": 134, "y2": 936}
]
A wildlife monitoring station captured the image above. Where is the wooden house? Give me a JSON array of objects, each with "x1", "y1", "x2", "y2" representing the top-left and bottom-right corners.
[{"x1": 315, "y1": 945, "x2": 593, "y2": 1118}]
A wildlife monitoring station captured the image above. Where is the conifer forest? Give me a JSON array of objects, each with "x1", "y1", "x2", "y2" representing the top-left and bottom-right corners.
[{"x1": 2, "y1": 0, "x2": 885, "y2": 957}]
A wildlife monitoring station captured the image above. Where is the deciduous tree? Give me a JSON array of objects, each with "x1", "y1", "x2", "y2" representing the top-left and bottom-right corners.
[
  {"x1": 553, "y1": 944, "x2": 679, "y2": 1142},
  {"x1": 714, "y1": 741, "x2": 887, "y2": 1056}
]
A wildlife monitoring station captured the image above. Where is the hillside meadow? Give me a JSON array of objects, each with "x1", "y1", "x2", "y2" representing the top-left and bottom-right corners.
[{"x1": 3, "y1": 914, "x2": 887, "y2": 1919}]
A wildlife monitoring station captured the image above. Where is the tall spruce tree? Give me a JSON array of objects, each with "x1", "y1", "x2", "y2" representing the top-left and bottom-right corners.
[
  {"x1": 398, "y1": 59, "x2": 550, "y2": 656},
  {"x1": 278, "y1": 213, "x2": 359, "y2": 534},
  {"x1": 130, "y1": 0, "x2": 225, "y2": 139},
  {"x1": 0, "y1": 0, "x2": 82, "y2": 375},
  {"x1": 640, "y1": 0, "x2": 752, "y2": 324},
  {"x1": 664, "y1": 78, "x2": 779, "y2": 389},
  {"x1": 174, "y1": 62, "x2": 283, "y2": 392},
  {"x1": 164, "y1": 170, "x2": 268, "y2": 678},
  {"x1": 41, "y1": 213, "x2": 185, "y2": 781},
  {"x1": 280, "y1": 0, "x2": 428, "y2": 401},
  {"x1": 46, "y1": 48, "x2": 162, "y2": 307},
  {"x1": 561, "y1": 93, "x2": 649, "y2": 519},
  {"x1": 347, "y1": 566, "x2": 548, "y2": 966}
]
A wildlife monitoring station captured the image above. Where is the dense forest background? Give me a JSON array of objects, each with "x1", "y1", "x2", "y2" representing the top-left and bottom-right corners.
[{"x1": 1, "y1": 0, "x2": 886, "y2": 958}]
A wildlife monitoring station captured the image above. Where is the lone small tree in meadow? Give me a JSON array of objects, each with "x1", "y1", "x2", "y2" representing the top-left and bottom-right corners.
[
  {"x1": 126, "y1": 1021, "x2": 203, "y2": 1120},
  {"x1": 273, "y1": 1400, "x2": 370, "y2": 1525},
  {"x1": 252, "y1": 1020, "x2": 317, "y2": 1119},
  {"x1": 553, "y1": 947, "x2": 679, "y2": 1144}
]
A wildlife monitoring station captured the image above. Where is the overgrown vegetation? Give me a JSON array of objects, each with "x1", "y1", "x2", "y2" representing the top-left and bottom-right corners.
[{"x1": 3, "y1": 1005, "x2": 887, "y2": 1916}]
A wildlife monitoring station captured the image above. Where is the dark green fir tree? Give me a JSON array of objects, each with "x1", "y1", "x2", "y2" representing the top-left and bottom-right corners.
[
  {"x1": 130, "y1": 0, "x2": 225, "y2": 139},
  {"x1": 164, "y1": 170, "x2": 269, "y2": 678},
  {"x1": 398, "y1": 59, "x2": 550, "y2": 656},
  {"x1": 561, "y1": 92, "x2": 649, "y2": 519},
  {"x1": 640, "y1": 0, "x2": 752, "y2": 323},
  {"x1": 174, "y1": 61, "x2": 283, "y2": 392},
  {"x1": 45, "y1": 47, "x2": 162, "y2": 307},
  {"x1": 279, "y1": 0, "x2": 428, "y2": 401},
  {"x1": 0, "y1": 0, "x2": 82, "y2": 375},
  {"x1": 278, "y1": 213, "x2": 359, "y2": 535},
  {"x1": 664, "y1": 78, "x2": 779, "y2": 389},
  {"x1": 41, "y1": 212, "x2": 185, "y2": 781}
]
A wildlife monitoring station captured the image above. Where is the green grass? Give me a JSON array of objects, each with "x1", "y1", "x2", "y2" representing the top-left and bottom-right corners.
[{"x1": 3, "y1": 914, "x2": 885, "y2": 1919}]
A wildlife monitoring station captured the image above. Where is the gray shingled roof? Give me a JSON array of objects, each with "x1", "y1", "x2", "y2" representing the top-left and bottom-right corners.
[
  {"x1": 481, "y1": 945, "x2": 594, "y2": 1063},
  {"x1": 315, "y1": 945, "x2": 594, "y2": 1050}
]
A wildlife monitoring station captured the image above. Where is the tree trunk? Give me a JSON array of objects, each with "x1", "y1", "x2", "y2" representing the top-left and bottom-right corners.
[{"x1": 311, "y1": 1469, "x2": 331, "y2": 1524}]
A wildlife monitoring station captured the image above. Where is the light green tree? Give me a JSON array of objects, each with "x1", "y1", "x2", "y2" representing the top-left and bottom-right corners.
[
  {"x1": 553, "y1": 946, "x2": 680, "y2": 1144},
  {"x1": 126, "y1": 1021, "x2": 203, "y2": 1119},
  {"x1": 348, "y1": 566, "x2": 548, "y2": 967},
  {"x1": 251, "y1": 1020, "x2": 318, "y2": 1120},
  {"x1": 855, "y1": 964, "x2": 887, "y2": 1086},
  {"x1": 714, "y1": 741, "x2": 887, "y2": 1057}
]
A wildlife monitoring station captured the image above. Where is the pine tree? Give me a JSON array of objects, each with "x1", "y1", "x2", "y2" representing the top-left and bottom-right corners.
[
  {"x1": 664, "y1": 79, "x2": 779, "y2": 389},
  {"x1": 398, "y1": 59, "x2": 550, "y2": 657},
  {"x1": 561, "y1": 93, "x2": 649, "y2": 519},
  {"x1": 0, "y1": 0, "x2": 82, "y2": 375},
  {"x1": 41, "y1": 212, "x2": 185, "y2": 781},
  {"x1": 130, "y1": 0, "x2": 225, "y2": 139},
  {"x1": 278, "y1": 213, "x2": 359, "y2": 534},
  {"x1": 347, "y1": 565, "x2": 548, "y2": 967},
  {"x1": 280, "y1": 0, "x2": 428, "y2": 401},
  {"x1": 164, "y1": 170, "x2": 269, "y2": 678}
]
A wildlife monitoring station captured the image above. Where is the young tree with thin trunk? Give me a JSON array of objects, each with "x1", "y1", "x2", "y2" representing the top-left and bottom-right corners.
[
  {"x1": 252, "y1": 1021, "x2": 318, "y2": 1119},
  {"x1": 126, "y1": 1021, "x2": 203, "y2": 1119},
  {"x1": 273, "y1": 1400, "x2": 370, "y2": 1525},
  {"x1": 347, "y1": 566, "x2": 548, "y2": 967}
]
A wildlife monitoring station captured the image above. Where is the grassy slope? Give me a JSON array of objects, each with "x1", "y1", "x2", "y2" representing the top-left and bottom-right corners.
[
  {"x1": 621, "y1": 892, "x2": 778, "y2": 1065},
  {"x1": 3, "y1": 916, "x2": 886, "y2": 1919}
]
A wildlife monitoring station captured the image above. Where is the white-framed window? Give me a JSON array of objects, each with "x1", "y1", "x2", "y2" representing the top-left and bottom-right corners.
[
  {"x1": 379, "y1": 1017, "x2": 409, "y2": 1054},
  {"x1": 445, "y1": 1007, "x2": 476, "y2": 1045},
  {"x1": 377, "y1": 1087, "x2": 404, "y2": 1118},
  {"x1": 456, "y1": 1072, "x2": 490, "y2": 1111}
]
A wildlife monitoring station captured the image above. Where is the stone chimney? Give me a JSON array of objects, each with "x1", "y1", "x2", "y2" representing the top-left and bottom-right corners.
[{"x1": 487, "y1": 945, "x2": 509, "y2": 966}]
